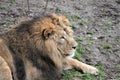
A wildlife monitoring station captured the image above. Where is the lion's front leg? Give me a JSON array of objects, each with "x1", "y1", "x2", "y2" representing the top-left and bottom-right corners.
[
  {"x1": 63, "y1": 57, "x2": 99, "y2": 75},
  {"x1": 0, "y1": 56, "x2": 12, "y2": 80},
  {"x1": 0, "y1": 39, "x2": 16, "y2": 80}
]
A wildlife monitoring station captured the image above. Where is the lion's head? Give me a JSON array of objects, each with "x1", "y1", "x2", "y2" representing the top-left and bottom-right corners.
[
  {"x1": 29, "y1": 14, "x2": 77, "y2": 59},
  {"x1": 51, "y1": 14, "x2": 78, "y2": 58}
]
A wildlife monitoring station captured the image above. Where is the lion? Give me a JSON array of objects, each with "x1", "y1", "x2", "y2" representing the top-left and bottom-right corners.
[{"x1": 0, "y1": 13, "x2": 98, "y2": 80}]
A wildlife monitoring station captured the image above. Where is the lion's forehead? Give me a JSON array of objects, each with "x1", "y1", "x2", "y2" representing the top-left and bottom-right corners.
[{"x1": 55, "y1": 28, "x2": 73, "y2": 37}]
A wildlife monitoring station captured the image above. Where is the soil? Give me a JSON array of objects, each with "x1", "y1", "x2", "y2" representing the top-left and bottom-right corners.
[{"x1": 0, "y1": 0, "x2": 120, "y2": 80}]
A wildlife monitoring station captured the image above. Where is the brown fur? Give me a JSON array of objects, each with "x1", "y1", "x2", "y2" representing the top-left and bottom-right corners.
[
  {"x1": 0, "y1": 13, "x2": 98, "y2": 80},
  {"x1": 0, "y1": 56, "x2": 12, "y2": 80}
]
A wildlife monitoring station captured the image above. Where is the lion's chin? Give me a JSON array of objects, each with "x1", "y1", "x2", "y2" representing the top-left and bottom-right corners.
[{"x1": 66, "y1": 50, "x2": 76, "y2": 58}]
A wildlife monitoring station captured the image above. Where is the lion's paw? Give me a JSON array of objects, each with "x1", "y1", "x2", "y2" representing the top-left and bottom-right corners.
[{"x1": 83, "y1": 66, "x2": 99, "y2": 75}]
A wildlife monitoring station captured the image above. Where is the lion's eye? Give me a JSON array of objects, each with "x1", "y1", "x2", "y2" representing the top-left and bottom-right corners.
[
  {"x1": 60, "y1": 36, "x2": 65, "y2": 41},
  {"x1": 61, "y1": 36, "x2": 65, "y2": 39}
]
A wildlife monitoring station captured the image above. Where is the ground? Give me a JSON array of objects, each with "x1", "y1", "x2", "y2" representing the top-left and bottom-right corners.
[{"x1": 0, "y1": 0, "x2": 120, "y2": 80}]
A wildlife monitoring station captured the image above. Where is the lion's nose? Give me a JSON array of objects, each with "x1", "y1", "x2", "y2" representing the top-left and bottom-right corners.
[
  {"x1": 72, "y1": 46, "x2": 76, "y2": 49},
  {"x1": 72, "y1": 42, "x2": 78, "y2": 49}
]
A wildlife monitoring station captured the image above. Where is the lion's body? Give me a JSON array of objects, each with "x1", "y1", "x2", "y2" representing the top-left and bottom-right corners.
[{"x1": 0, "y1": 14, "x2": 98, "y2": 80}]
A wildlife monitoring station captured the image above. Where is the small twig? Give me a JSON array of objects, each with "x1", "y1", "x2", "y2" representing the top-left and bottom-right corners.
[
  {"x1": 26, "y1": 0, "x2": 31, "y2": 16},
  {"x1": 27, "y1": 0, "x2": 30, "y2": 12},
  {"x1": 43, "y1": 0, "x2": 49, "y2": 14}
]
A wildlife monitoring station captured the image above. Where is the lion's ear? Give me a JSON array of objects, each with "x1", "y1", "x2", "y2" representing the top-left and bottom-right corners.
[
  {"x1": 51, "y1": 13, "x2": 59, "y2": 19},
  {"x1": 42, "y1": 28, "x2": 55, "y2": 39}
]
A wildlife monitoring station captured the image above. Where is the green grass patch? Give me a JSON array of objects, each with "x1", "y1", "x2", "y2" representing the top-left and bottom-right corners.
[
  {"x1": 106, "y1": 50, "x2": 113, "y2": 55},
  {"x1": 63, "y1": 69, "x2": 82, "y2": 80},
  {"x1": 74, "y1": 51, "x2": 84, "y2": 61},
  {"x1": 86, "y1": 32, "x2": 94, "y2": 35},
  {"x1": 11, "y1": 0, "x2": 16, "y2": 4},
  {"x1": 107, "y1": 21, "x2": 113, "y2": 26},
  {"x1": 76, "y1": 45, "x2": 88, "y2": 54},
  {"x1": 117, "y1": 22, "x2": 120, "y2": 26},
  {"x1": 96, "y1": 66, "x2": 105, "y2": 80},
  {"x1": 75, "y1": 36, "x2": 83, "y2": 42},
  {"x1": 71, "y1": 14, "x2": 80, "y2": 20},
  {"x1": 0, "y1": 4, "x2": 4, "y2": 10},
  {"x1": 55, "y1": 7, "x2": 62, "y2": 12},
  {"x1": 70, "y1": 24, "x2": 76, "y2": 29},
  {"x1": 118, "y1": 78, "x2": 120, "y2": 80},
  {"x1": 65, "y1": 15, "x2": 71, "y2": 20},
  {"x1": 116, "y1": 64, "x2": 120, "y2": 69},
  {"x1": 117, "y1": 37, "x2": 120, "y2": 43},
  {"x1": 87, "y1": 39, "x2": 94, "y2": 46},
  {"x1": 102, "y1": 44, "x2": 112, "y2": 49},
  {"x1": 96, "y1": 22, "x2": 103, "y2": 27},
  {"x1": 63, "y1": 65, "x2": 105, "y2": 80},
  {"x1": 78, "y1": 19, "x2": 88, "y2": 25}
]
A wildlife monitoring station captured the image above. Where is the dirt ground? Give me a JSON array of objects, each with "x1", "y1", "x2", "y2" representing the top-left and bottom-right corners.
[{"x1": 0, "y1": 0, "x2": 120, "y2": 80}]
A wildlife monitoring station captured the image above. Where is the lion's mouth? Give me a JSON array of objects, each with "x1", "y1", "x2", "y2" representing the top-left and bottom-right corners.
[{"x1": 66, "y1": 50, "x2": 76, "y2": 58}]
